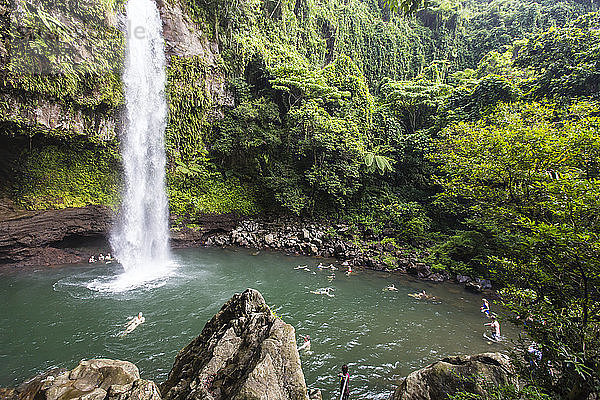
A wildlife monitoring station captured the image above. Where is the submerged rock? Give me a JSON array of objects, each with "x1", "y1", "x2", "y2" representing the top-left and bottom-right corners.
[
  {"x1": 4, "y1": 359, "x2": 159, "y2": 400},
  {"x1": 161, "y1": 288, "x2": 309, "y2": 400},
  {"x1": 391, "y1": 353, "x2": 515, "y2": 400}
]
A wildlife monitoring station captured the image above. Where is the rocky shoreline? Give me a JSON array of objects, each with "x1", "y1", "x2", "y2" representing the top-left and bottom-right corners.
[
  {"x1": 172, "y1": 218, "x2": 493, "y2": 293},
  {"x1": 0, "y1": 204, "x2": 492, "y2": 292},
  {"x1": 0, "y1": 289, "x2": 514, "y2": 400}
]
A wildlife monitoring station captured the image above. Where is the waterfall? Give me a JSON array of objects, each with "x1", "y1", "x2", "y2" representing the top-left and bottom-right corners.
[{"x1": 109, "y1": 0, "x2": 172, "y2": 284}]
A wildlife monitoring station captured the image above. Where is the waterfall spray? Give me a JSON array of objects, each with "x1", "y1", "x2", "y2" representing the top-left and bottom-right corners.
[{"x1": 110, "y1": 0, "x2": 172, "y2": 284}]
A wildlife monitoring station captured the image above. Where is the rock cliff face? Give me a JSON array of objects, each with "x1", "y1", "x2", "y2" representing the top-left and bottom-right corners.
[
  {"x1": 161, "y1": 288, "x2": 310, "y2": 400},
  {"x1": 391, "y1": 353, "x2": 516, "y2": 400},
  {"x1": 0, "y1": 202, "x2": 112, "y2": 266}
]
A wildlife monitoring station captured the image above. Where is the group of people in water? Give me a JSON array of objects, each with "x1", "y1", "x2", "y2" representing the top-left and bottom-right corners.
[
  {"x1": 88, "y1": 253, "x2": 114, "y2": 264},
  {"x1": 480, "y1": 298, "x2": 502, "y2": 341},
  {"x1": 296, "y1": 268, "x2": 511, "y2": 399},
  {"x1": 298, "y1": 262, "x2": 354, "y2": 296}
]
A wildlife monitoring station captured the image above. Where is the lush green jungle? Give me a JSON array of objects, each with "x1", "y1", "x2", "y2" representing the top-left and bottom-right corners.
[{"x1": 1, "y1": 0, "x2": 600, "y2": 397}]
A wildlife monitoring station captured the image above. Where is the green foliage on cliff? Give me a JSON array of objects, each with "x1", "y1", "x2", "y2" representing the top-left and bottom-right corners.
[
  {"x1": 166, "y1": 0, "x2": 594, "y2": 224},
  {"x1": 164, "y1": 54, "x2": 262, "y2": 218},
  {"x1": 1, "y1": 0, "x2": 596, "y2": 220},
  {"x1": 1, "y1": 0, "x2": 125, "y2": 110},
  {"x1": 166, "y1": 55, "x2": 211, "y2": 163},
  {"x1": 12, "y1": 140, "x2": 120, "y2": 209},
  {"x1": 207, "y1": 55, "x2": 383, "y2": 215},
  {"x1": 181, "y1": 0, "x2": 594, "y2": 88}
]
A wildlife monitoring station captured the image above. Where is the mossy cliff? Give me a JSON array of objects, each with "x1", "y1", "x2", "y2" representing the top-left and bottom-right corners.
[
  {"x1": 0, "y1": 0, "x2": 124, "y2": 208},
  {"x1": 0, "y1": 0, "x2": 594, "y2": 219}
]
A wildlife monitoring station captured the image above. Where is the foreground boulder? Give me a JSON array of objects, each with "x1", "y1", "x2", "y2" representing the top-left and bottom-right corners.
[
  {"x1": 161, "y1": 288, "x2": 309, "y2": 400},
  {"x1": 3, "y1": 359, "x2": 160, "y2": 400},
  {"x1": 391, "y1": 353, "x2": 515, "y2": 400}
]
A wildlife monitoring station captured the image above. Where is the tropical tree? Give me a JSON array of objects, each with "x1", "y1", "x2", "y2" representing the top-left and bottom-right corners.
[{"x1": 433, "y1": 101, "x2": 600, "y2": 399}]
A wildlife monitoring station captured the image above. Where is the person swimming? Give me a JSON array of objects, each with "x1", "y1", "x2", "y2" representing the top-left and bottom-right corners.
[
  {"x1": 383, "y1": 284, "x2": 398, "y2": 291},
  {"x1": 120, "y1": 312, "x2": 145, "y2": 336},
  {"x1": 345, "y1": 265, "x2": 353, "y2": 276},
  {"x1": 298, "y1": 335, "x2": 311, "y2": 352},
  {"x1": 408, "y1": 289, "x2": 428, "y2": 300},
  {"x1": 480, "y1": 298, "x2": 490, "y2": 317},
  {"x1": 408, "y1": 290, "x2": 434, "y2": 300},
  {"x1": 310, "y1": 287, "x2": 335, "y2": 297}
]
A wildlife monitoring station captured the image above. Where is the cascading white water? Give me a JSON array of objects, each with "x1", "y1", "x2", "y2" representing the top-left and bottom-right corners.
[{"x1": 108, "y1": 0, "x2": 172, "y2": 289}]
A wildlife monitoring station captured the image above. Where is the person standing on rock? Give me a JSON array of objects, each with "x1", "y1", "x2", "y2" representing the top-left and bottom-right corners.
[{"x1": 338, "y1": 364, "x2": 350, "y2": 400}]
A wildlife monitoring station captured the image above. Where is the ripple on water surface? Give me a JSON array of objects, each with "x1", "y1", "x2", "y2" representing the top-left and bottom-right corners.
[{"x1": 0, "y1": 247, "x2": 516, "y2": 399}]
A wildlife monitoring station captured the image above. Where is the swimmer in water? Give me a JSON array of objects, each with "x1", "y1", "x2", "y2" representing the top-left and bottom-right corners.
[
  {"x1": 384, "y1": 284, "x2": 398, "y2": 291},
  {"x1": 310, "y1": 287, "x2": 335, "y2": 297},
  {"x1": 120, "y1": 312, "x2": 145, "y2": 336},
  {"x1": 409, "y1": 290, "x2": 435, "y2": 300},
  {"x1": 298, "y1": 335, "x2": 311, "y2": 352}
]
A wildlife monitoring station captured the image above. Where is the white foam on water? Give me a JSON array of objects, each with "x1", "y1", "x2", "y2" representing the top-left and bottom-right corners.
[
  {"x1": 109, "y1": 0, "x2": 174, "y2": 289},
  {"x1": 85, "y1": 261, "x2": 176, "y2": 294},
  {"x1": 54, "y1": 261, "x2": 180, "y2": 298}
]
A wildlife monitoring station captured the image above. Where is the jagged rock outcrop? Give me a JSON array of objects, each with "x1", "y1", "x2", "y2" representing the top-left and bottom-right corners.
[
  {"x1": 0, "y1": 203, "x2": 112, "y2": 266},
  {"x1": 2, "y1": 359, "x2": 160, "y2": 400},
  {"x1": 161, "y1": 288, "x2": 309, "y2": 400},
  {"x1": 2, "y1": 290, "x2": 317, "y2": 400},
  {"x1": 391, "y1": 353, "x2": 516, "y2": 400}
]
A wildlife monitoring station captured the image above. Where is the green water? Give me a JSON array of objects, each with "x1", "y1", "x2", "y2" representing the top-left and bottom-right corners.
[{"x1": 0, "y1": 247, "x2": 516, "y2": 399}]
